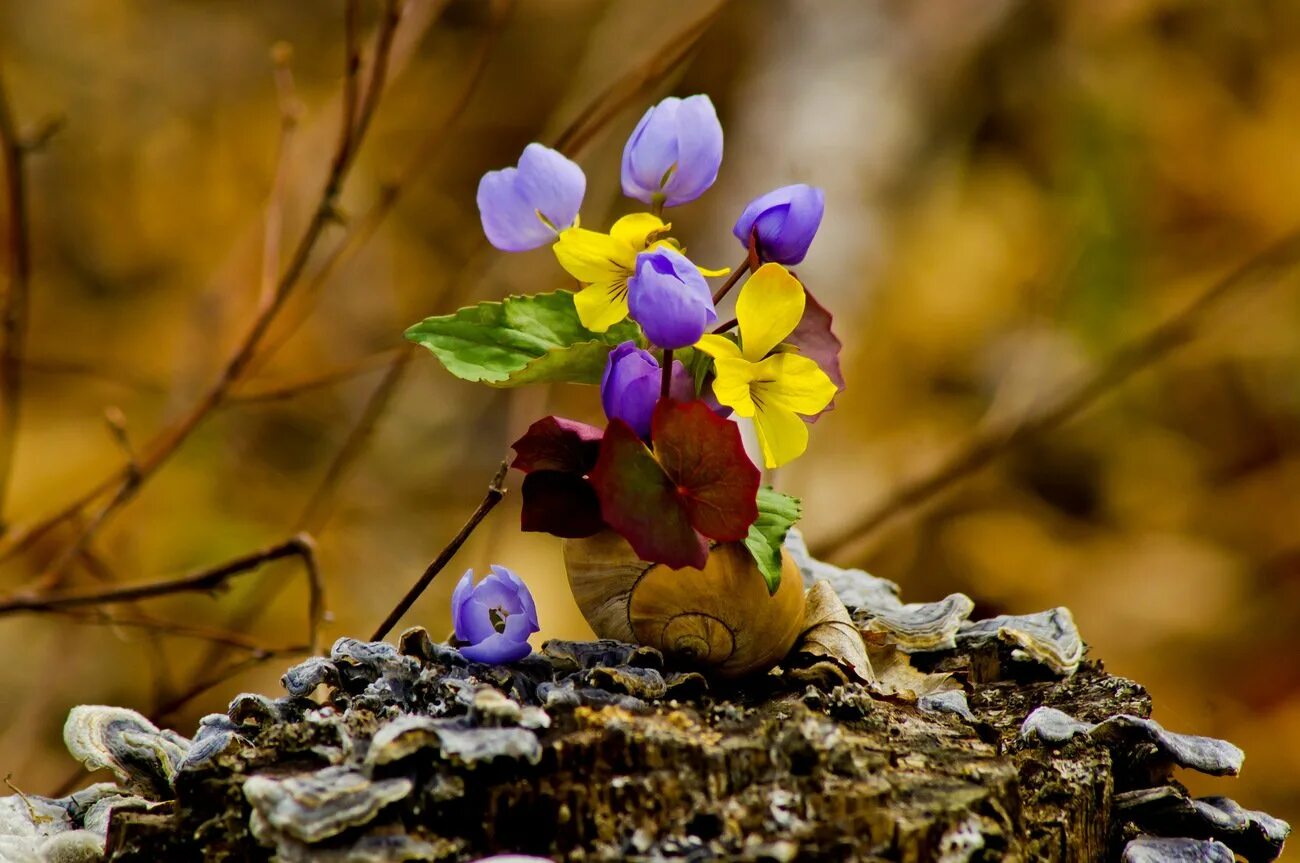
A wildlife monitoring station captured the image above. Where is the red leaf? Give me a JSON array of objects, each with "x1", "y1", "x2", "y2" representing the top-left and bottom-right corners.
[
  {"x1": 511, "y1": 415, "x2": 603, "y2": 474},
  {"x1": 520, "y1": 471, "x2": 604, "y2": 538},
  {"x1": 589, "y1": 419, "x2": 708, "y2": 569},
  {"x1": 785, "y1": 284, "x2": 844, "y2": 422},
  {"x1": 650, "y1": 400, "x2": 760, "y2": 542}
]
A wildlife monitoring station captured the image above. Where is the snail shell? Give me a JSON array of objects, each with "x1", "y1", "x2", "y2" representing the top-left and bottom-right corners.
[{"x1": 563, "y1": 530, "x2": 807, "y2": 678}]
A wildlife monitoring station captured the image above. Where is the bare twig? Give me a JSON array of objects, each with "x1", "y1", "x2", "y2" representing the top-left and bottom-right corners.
[
  {"x1": 0, "y1": 69, "x2": 32, "y2": 528},
  {"x1": 229, "y1": 348, "x2": 402, "y2": 404},
  {"x1": 299, "y1": 347, "x2": 414, "y2": 532},
  {"x1": 50, "y1": 607, "x2": 279, "y2": 652},
  {"x1": 260, "y1": 43, "x2": 302, "y2": 311},
  {"x1": 371, "y1": 461, "x2": 509, "y2": 642},
  {"x1": 0, "y1": 3, "x2": 409, "y2": 565},
  {"x1": 811, "y1": 231, "x2": 1300, "y2": 563},
  {"x1": 0, "y1": 532, "x2": 324, "y2": 654},
  {"x1": 711, "y1": 256, "x2": 750, "y2": 305},
  {"x1": 550, "y1": 3, "x2": 727, "y2": 155}
]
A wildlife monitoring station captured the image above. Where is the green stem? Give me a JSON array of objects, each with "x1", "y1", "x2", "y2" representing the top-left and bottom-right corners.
[{"x1": 650, "y1": 193, "x2": 665, "y2": 219}]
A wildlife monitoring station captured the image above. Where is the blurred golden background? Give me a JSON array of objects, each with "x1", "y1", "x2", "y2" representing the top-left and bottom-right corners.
[{"x1": 1, "y1": 0, "x2": 1298, "y2": 841}]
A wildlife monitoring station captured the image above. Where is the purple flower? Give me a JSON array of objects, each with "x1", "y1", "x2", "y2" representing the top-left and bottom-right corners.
[
  {"x1": 732, "y1": 184, "x2": 825, "y2": 265},
  {"x1": 476, "y1": 144, "x2": 585, "y2": 252},
  {"x1": 601, "y1": 342, "x2": 693, "y2": 439},
  {"x1": 621, "y1": 95, "x2": 723, "y2": 208},
  {"x1": 450, "y1": 566, "x2": 540, "y2": 664},
  {"x1": 627, "y1": 247, "x2": 717, "y2": 350}
]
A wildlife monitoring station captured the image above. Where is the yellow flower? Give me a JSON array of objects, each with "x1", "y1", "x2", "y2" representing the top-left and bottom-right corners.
[
  {"x1": 695, "y1": 263, "x2": 837, "y2": 469},
  {"x1": 553, "y1": 213, "x2": 728, "y2": 333}
]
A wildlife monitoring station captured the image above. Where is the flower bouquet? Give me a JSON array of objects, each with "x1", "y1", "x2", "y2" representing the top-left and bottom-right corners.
[{"x1": 407, "y1": 95, "x2": 844, "y2": 676}]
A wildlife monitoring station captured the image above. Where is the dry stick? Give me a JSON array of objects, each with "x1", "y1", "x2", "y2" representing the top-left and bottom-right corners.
[
  {"x1": 0, "y1": 2, "x2": 406, "y2": 570},
  {"x1": 370, "y1": 461, "x2": 509, "y2": 642},
  {"x1": 0, "y1": 71, "x2": 31, "y2": 528},
  {"x1": 811, "y1": 231, "x2": 1300, "y2": 563},
  {"x1": 551, "y1": 2, "x2": 727, "y2": 156},
  {"x1": 229, "y1": 348, "x2": 402, "y2": 404}
]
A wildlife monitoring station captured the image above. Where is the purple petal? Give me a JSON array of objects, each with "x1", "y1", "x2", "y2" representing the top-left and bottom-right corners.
[
  {"x1": 661, "y1": 95, "x2": 722, "y2": 207},
  {"x1": 515, "y1": 144, "x2": 585, "y2": 232},
  {"x1": 474, "y1": 571, "x2": 525, "y2": 615},
  {"x1": 477, "y1": 144, "x2": 585, "y2": 252},
  {"x1": 623, "y1": 100, "x2": 680, "y2": 202},
  {"x1": 489, "y1": 565, "x2": 540, "y2": 631},
  {"x1": 477, "y1": 169, "x2": 551, "y2": 252},
  {"x1": 459, "y1": 633, "x2": 532, "y2": 664}
]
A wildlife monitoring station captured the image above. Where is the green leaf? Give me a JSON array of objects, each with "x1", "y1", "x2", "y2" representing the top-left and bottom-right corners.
[
  {"x1": 404, "y1": 291, "x2": 643, "y2": 387},
  {"x1": 744, "y1": 487, "x2": 803, "y2": 594}
]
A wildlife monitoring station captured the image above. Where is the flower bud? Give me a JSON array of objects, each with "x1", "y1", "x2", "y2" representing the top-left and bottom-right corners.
[
  {"x1": 621, "y1": 95, "x2": 723, "y2": 208},
  {"x1": 732, "y1": 184, "x2": 825, "y2": 265},
  {"x1": 627, "y1": 247, "x2": 718, "y2": 349},
  {"x1": 601, "y1": 342, "x2": 693, "y2": 439}
]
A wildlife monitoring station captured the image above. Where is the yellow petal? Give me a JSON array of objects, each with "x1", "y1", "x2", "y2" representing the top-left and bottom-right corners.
[
  {"x1": 752, "y1": 402, "x2": 809, "y2": 469},
  {"x1": 697, "y1": 264, "x2": 731, "y2": 278},
  {"x1": 754, "y1": 353, "x2": 838, "y2": 416},
  {"x1": 610, "y1": 213, "x2": 669, "y2": 250},
  {"x1": 735, "y1": 263, "x2": 805, "y2": 362},
  {"x1": 710, "y1": 357, "x2": 757, "y2": 418},
  {"x1": 693, "y1": 334, "x2": 743, "y2": 360},
  {"x1": 553, "y1": 227, "x2": 635, "y2": 283},
  {"x1": 573, "y1": 280, "x2": 630, "y2": 332}
]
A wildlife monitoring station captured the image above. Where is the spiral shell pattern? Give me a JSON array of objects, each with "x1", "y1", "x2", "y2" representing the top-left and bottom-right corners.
[{"x1": 564, "y1": 533, "x2": 806, "y2": 678}]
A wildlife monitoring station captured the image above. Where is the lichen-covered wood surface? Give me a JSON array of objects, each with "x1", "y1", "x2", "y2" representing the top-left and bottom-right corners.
[{"x1": 1, "y1": 547, "x2": 1289, "y2": 862}]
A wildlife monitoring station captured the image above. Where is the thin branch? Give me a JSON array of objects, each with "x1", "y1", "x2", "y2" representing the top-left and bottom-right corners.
[
  {"x1": 0, "y1": 69, "x2": 32, "y2": 528},
  {"x1": 811, "y1": 231, "x2": 1300, "y2": 563},
  {"x1": 0, "y1": 4, "x2": 408, "y2": 565},
  {"x1": 551, "y1": 2, "x2": 727, "y2": 155},
  {"x1": 50, "y1": 607, "x2": 276, "y2": 653},
  {"x1": 260, "y1": 43, "x2": 302, "y2": 311},
  {"x1": 371, "y1": 460, "x2": 509, "y2": 642},
  {"x1": 298, "y1": 347, "x2": 413, "y2": 532},
  {"x1": 0, "y1": 532, "x2": 325, "y2": 656},
  {"x1": 230, "y1": 348, "x2": 401, "y2": 404}
]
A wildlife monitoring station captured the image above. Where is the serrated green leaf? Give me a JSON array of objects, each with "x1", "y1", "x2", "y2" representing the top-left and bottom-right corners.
[
  {"x1": 404, "y1": 291, "x2": 643, "y2": 387},
  {"x1": 744, "y1": 487, "x2": 803, "y2": 594}
]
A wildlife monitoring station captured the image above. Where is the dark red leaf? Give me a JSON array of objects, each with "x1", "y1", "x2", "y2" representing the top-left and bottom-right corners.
[
  {"x1": 589, "y1": 419, "x2": 708, "y2": 569},
  {"x1": 650, "y1": 400, "x2": 760, "y2": 542},
  {"x1": 785, "y1": 284, "x2": 844, "y2": 422},
  {"x1": 511, "y1": 415, "x2": 603, "y2": 474},
  {"x1": 519, "y1": 471, "x2": 604, "y2": 538}
]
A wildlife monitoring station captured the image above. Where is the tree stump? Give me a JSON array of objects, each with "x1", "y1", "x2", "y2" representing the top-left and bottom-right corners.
[{"x1": 1, "y1": 548, "x2": 1289, "y2": 862}]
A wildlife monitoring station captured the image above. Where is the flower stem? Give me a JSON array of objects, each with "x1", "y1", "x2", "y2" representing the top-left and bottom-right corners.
[
  {"x1": 650, "y1": 193, "x2": 665, "y2": 219},
  {"x1": 661, "y1": 348, "x2": 674, "y2": 398},
  {"x1": 711, "y1": 256, "x2": 751, "y2": 305},
  {"x1": 712, "y1": 317, "x2": 737, "y2": 334}
]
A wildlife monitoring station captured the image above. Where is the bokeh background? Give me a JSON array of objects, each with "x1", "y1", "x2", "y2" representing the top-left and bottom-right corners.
[{"x1": 1, "y1": 0, "x2": 1298, "y2": 843}]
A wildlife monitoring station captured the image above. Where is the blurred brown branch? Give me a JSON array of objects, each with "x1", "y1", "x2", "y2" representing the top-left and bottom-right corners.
[
  {"x1": 0, "y1": 69, "x2": 32, "y2": 529},
  {"x1": 0, "y1": 532, "x2": 324, "y2": 651},
  {"x1": 0, "y1": 0, "x2": 412, "y2": 579},
  {"x1": 812, "y1": 230, "x2": 1300, "y2": 564}
]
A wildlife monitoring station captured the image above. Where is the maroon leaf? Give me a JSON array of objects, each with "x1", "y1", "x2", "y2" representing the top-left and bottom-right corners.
[
  {"x1": 511, "y1": 415, "x2": 603, "y2": 474},
  {"x1": 650, "y1": 400, "x2": 760, "y2": 542},
  {"x1": 785, "y1": 284, "x2": 844, "y2": 422},
  {"x1": 588, "y1": 419, "x2": 708, "y2": 569},
  {"x1": 519, "y1": 471, "x2": 604, "y2": 538}
]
